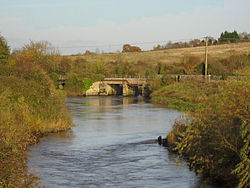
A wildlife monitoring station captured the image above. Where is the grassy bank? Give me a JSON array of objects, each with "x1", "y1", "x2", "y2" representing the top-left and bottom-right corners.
[
  {"x1": 0, "y1": 42, "x2": 72, "y2": 187},
  {"x1": 151, "y1": 80, "x2": 221, "y2": 111},
  {"x1": 152, "y1": 79, "x2": 249, "y2": 187}
]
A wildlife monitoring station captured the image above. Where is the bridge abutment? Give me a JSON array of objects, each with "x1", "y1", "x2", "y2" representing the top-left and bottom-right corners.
[{"x1": 122, "y1": 83, "x2": 129, "y2": 96}]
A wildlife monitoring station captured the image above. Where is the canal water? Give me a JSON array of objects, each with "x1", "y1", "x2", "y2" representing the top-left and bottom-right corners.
[{"x1": 28, "y1": 97, "x2": 212, "y2": 188}]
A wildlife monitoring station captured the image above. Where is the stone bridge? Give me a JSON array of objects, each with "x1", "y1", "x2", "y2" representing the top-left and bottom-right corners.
[{"x1": 86, "y1": 78, "x2": 151, "y2": 97}]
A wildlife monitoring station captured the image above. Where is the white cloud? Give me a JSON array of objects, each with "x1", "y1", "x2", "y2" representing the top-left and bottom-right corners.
[{"x1": 1, "y1": 0, "x2": 249, "y2": 54}]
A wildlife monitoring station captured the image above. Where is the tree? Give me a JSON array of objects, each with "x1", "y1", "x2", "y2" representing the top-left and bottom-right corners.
[
  {"x1": 23, "y1": 40, "x2": 58, "y2": 56},
  {"x1": 153, "y1": 44, "x2": 161, "y2": 51},
  {"x1": 219, "y1": 30, "x2": 240, "y2": 43},
  {"x1": 0, "y1": 35, "x2": 10, "y2": 64},
  {"x1": 122, "y1": 44, "x2": 141, "y2": 52}
]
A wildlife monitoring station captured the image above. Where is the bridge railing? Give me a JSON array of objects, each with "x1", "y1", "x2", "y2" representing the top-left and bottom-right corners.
[
  {"x1": 106, "y1": 75, "x2": 151, "y2": 79},
  {"x1": 104, "y1": 74, "x2": 244, "y2": 81}
]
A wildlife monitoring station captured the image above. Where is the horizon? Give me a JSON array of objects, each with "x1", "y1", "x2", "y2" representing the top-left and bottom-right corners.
[{"x1": 1, "y1": 0, "x2": 250, "y2": 55}]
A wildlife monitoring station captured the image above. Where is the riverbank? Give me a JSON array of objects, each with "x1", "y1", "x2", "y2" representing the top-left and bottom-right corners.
[
  {"x1": 152, "y1": 79, "x2": 249, "y2": 187},
  {"x1": 0, "y1": 45, "x2": 73, "y2": 187}
]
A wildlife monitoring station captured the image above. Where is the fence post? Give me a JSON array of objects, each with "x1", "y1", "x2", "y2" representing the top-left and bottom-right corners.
[{"x1": 205, "y1": 36, "x2": 208, "y2": 81}]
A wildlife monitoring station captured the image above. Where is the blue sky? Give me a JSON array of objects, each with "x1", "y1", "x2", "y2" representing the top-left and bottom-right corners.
[
  {"x1": 1, "y1": 0, "x2": 223, "y2": 28},
  {"x1": 0, "y1": 0, "x2": 249, "y2": 54}
]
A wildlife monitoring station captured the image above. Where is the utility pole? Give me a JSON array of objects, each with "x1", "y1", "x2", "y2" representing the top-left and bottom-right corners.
[{"x1": 205, "y1": 36, "x2": 208, "y2": 81}]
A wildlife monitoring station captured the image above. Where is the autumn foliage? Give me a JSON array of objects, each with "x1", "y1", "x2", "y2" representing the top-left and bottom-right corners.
[
  {"x1": 0, "y1": 40, "x2": 72, "y2": 187},
  {"x1": 122, "y1": 44, "x2": 142, "y2": 52}
]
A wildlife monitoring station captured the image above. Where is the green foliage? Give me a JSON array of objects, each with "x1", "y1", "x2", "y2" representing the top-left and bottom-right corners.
[
  {"x1": 145, "y1": 68, "x2": 151, "y2": 77},
  {"x1": 116, "y1": 66, "x2": 122, "y2": 76},
  {"x1": 82, "y1": 79, "x2": 93, "y2": 95},
  {"x1": 219, "y1": 30, "x2": 240, "y2": 43},
  {"x1": 157, "y1": 63, "x2": 165, "y2": 74},
  {"x1": 0, "y1": 35, "x2": 10, "y2": 64},
  {"x1": 152, "y1": 80, "x2": 220, "y2": 111},
  {"x1": 64, "y1": 73, "x2": 85, "y2": 96}
]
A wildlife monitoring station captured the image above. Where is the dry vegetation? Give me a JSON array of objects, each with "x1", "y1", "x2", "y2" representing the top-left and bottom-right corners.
[
  {"x1": 68, "y1": 42, "x2": 250, "y2": 66},
  {"x1": 66, "y1": 42, "x2": 250, "y2": 81},
  {"x1": 0, "y1": 41, "x2": 73, "y2": 187},
  {"x1": 0, "y1": 33, "x2": 249, "y2": 187}
]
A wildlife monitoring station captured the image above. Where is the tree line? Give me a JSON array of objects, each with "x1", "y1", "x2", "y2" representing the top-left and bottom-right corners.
[{"x1": 152, "y1": 30, "x2": 249, "y2": 51}]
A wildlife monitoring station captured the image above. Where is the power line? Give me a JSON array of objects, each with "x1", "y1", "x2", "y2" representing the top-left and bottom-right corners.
[{"x1": 56, "y1": 36, "x2": 247, "y2": 51}]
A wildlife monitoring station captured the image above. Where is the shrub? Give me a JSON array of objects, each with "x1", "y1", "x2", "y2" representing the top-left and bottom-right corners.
[
  {"x1": 0, "y1": 35, "x2": 10, "y2": 64},
  {"x1": 64, "y1": 73, "x2": 85, "y2": 96},
  {"x1": 82, "y1": 79, "x2": 93, "y2": 95}
]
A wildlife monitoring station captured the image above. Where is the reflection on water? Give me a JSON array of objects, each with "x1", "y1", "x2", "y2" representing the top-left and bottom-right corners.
[{"x1": 28, "y1": 97, "x2": 214, "y2": 188}]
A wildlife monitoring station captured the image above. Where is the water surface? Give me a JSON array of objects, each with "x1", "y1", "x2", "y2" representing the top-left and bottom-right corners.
[{"x1": 28, "y1": 97, "x2": 210, "y2": 188}]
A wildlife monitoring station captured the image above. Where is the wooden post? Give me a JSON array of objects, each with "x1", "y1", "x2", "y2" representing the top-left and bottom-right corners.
[{"x1": 205, "y1": 36, "x2": 208, "y2": 81}]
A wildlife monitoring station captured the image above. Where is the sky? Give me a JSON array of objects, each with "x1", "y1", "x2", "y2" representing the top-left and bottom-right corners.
[{"x1": 0, "y1": 0, "x2": 250, "y2": 54}]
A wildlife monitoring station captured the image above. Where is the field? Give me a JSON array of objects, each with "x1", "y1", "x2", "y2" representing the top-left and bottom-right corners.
[{"x1": 68, "y1": 42, "x2": 250, "y2": 66}]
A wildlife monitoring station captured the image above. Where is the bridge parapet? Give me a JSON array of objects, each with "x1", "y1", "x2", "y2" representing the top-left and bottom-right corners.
[{"x1": 103, "y1": 78, "x2": 148, "y2": 86}]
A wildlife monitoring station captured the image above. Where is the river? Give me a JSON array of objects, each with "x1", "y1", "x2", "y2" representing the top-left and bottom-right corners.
[{"x1": 28, "y1": 96, "x2": 213, "y2": 188}]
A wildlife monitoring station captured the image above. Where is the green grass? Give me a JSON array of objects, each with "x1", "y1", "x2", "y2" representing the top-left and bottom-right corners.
[{"x1": 151, "y1": 80, "x2": 220, "y2": 111}]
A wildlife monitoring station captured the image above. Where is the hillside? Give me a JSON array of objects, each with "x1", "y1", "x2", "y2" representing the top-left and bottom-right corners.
[{"x1": 68, "y1": 42, "x2": 250, "y2": 66}]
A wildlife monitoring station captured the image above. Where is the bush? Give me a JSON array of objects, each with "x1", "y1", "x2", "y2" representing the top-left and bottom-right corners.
[
  {"x1": 64, "y1": 73, "x2": 85, "y2": 96},
  {"x1": 0, "y1": 35, "x2": 10, "y2": 64},
  {"x1": 82, "y1": 79, "x2": 93, "y2": 95}
]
